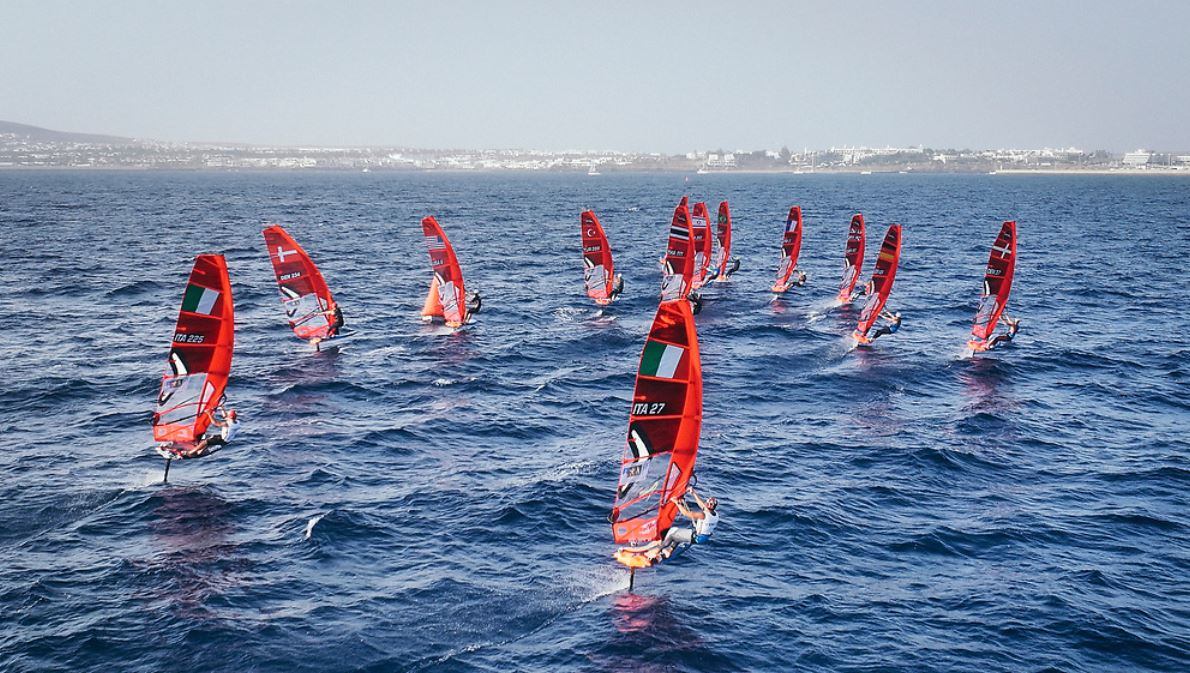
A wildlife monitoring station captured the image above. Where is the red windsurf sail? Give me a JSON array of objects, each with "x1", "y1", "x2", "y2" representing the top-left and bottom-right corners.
[
  {"x1": 689, "y1": 202, "x2": 712, "y2": 288},
  {"x1": 855, "y1": 224, "x2": 902, "y2": 337},
  {"x1": 837, "y1": 214, "x2": 866, "y2": 301},
  {"x1": 611, "y1": 298, "x2": 703, "y2": 557},
  {"x1": 420, "y1": 216, "x2": 468, "y2": 327},
  {"x1": 152, "y1": 254, "x2": 234, "y2": 444},
  {"x1": 711, "y1": 201, "x2": 733, "y2": 281},
  {"x1": 970, "y1": 220, "x2": 1018, "y2": 345},
  {"x1": 581, "y1": 210, "x2": 616, "y2": 305},
  {"x1": 772, "y1": 206, "x2": 805, "y2": 292},
  {"x1": 661, "y1": 204, "x2": 695, "y2": 301},
  {"x1": 262, "y1": 225, "x2": 337, "y2": 341}
]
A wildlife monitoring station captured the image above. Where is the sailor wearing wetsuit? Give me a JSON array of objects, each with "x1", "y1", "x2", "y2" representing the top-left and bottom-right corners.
[
  {"x1": 985, "y1": 314, "x2": 1020, "y2": 350},
  {"x1": 618, "y1": 488, "x2": 719, "y2": 565},
  {"x1": 466, "y1": 291, "x2": 483, "y2": 315},
  {"x1": 328, "y1": 304, "x2": 345, "y2": 337},
  {"x1": 179, "y1": 407, "x2": 239, "y2": 458},
  {"x1": 609, "y1": 274, "x2": 624, "y2": 300},
  {"x1": 867, "y1": 310, "x2": 902, "y2": 342}
]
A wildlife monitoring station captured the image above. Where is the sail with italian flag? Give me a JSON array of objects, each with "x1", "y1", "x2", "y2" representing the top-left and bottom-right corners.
[
  {"x1": 152, "y1": 254, "x2": 235, "y2": 446},
  {"x1": 262, "y1": 225, "x2": 339, "y2": 343},
  {"x1": 611, "y1": 297, "x2": 704, "y2": 569},
  {"x1": 420, "y1": 216, "x2": 469, "y2": 328}
]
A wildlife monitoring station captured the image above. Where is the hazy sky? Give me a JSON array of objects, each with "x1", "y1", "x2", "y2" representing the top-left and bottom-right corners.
[{"x1": 3, "y1": 1, "x2": 1187, "y2": 152}]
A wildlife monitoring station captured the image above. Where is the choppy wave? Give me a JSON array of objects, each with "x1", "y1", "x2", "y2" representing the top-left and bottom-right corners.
[{"x1": 1, "y1": 171, "x2": 1187, "y2": 672}]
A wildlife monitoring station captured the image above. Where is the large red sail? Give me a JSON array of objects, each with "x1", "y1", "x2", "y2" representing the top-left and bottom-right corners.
[
  {"x1": 152, "y1": 254, "x2": 234, "y2": 444},
  {"x1": 661, "y1": 204, "x2": 695, "y2": 301},
  {"x1": 581, "y1": 210, "x2": 616, "y2": 304},
  {"x1": 970, "y1": 221, "x2": 1017, "y2": 345},
  {"x1": 837, "y1": 214, "x2": 866, "y2": 301},
  {"x1": 711, "y1": 201, "x2": 733, "y2": 281},
  {"x1": 855, "y1": 224, "x2": 903, "y2": 337},
  {"x1": 611, "y1": 299, "x2": 703, "y2": 555},
  {"x1": 420, "y1": 216, "x2": 468, "y2": 327},
  {"x1": 262, "y1": 225, "x2": 337, "y2": 341},
  {"x1": 772, "y1": 206, "x2": 805, "y2": 292},
  {"x1": 689, "y1": 202, "x2": 712, "y2": 289}
]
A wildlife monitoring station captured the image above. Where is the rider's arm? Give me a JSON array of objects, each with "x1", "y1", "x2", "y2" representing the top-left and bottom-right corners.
[{"x1": 687, "y1": 488, "x2": 707, "y2": 510}]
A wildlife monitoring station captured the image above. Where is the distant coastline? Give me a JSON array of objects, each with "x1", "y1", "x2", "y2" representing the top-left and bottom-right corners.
[
  {"x1": 3, "y1": 165, "x2": 1188, "y2": 176},
  {"x1": 2, "y1": 120, "x2": 1187, "y2": 175}
]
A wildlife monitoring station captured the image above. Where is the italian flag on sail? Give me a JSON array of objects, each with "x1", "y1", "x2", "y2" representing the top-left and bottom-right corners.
[
  {"x1": 639, "y1": 340, "x2": 684, "y2": 379},
  {"x1": 181, "y1": 284, "x2": 220, "y2": 315}
]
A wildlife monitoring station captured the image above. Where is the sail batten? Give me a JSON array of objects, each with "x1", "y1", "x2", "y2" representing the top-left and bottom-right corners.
[
  {"x1": 689, "y1": 202, "x2": 713, "y2": 289},
  {"x1": 611, "y1": 299, "x2": 703, "y2": 554},
  {"x1": 773, "y1": 206, "x2": 805, "y2": 291},
  {"x1": 262, "y1": 225, "x2": 337, "y2": 341},
  {"x1": 661, "y1": 204, "x2": 695, "y2": 302},
  {"x1": 152, "y1": 254, "x2": 234, "y2": 444},
  {"x1": 581, "y1": 210, "x2": 616, "y2": 304},
  {"x1": 838, "y1": 214, "x2": 866, "y2": 301},
  {"x1": 971, "y1": 221, "x2": 1017, "y2": 343},
  {"x1": 421, "y1": 216, "x2": 468, "y2": 327},
  {"x1": 856, "y1": 224, "x2": 903, "y2": 336}
]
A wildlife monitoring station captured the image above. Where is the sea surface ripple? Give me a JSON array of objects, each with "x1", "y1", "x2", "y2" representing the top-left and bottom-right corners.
[{"x1": 0, "y1": 171, "x2": 1187, "y2": 672}]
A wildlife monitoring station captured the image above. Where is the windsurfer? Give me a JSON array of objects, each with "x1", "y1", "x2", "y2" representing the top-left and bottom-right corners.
[
  {"x1": 621, "y1": 488, "x2": 719, "y2": 565},
  {"x1": 866, "y1": 310, "x2": 902, "y2": 342},
  {"x1": 177, "y1": 407, "x2": 239, "y2": 458},
  {"x1": 850, "y1": 279, "x2": 873, "y2": 302},
  {"x1": 466, "y1": 291, "x2": 483, "y2": 315},
  {"x1": 610, "y1": 274, "x2": 624, "y2": 300},
  {"x1": 714, "y1": 257, "x2": 741, "y2": 281},
  {"x1": 986, "y1": 315, "x2": 1020, "y2": 350},
  {"x1": 328, "y1": 304, "x2": 345, "y2": 337}
]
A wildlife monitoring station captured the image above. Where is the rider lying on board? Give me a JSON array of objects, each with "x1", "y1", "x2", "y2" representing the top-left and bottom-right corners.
[
  {"x1": 985, "y1": 314, "x2": 1020, "y2": 350},
  {"x1": 866, "y1": 310, "x2": 902, "y2": 342},
  {"x1": 174, "y1": 406, "x2": 239, "y2": 459},
  {"x1": 621, "y1": 488, "x2": 719, "y2": 565}
]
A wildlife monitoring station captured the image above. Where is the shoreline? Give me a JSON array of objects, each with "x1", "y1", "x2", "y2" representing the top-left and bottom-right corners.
[{"x1": 1, "y1": 166, "x2": 1187, "y2": 176}]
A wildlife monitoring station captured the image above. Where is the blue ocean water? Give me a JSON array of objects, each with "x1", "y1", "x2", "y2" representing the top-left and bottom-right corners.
[{"x1": 0, "y1": 171, "x2": 1187, "y2": 673}]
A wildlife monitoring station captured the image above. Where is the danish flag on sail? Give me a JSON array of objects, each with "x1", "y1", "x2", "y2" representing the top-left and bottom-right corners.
[
  {"x1": 420, "y1": 216, "x2": 468, "y2": 328},
  {"x1": 837, "y1": 214, "x2": 867, "y2": 301},
  {"x1": 611, "y1": 298, "x2": 704, "y2": 566},
  {"x1": 772, "y1": 206, "x2": 805, "y2": 292},
  {"x1": 969, "y1": 221, "x2": 1018, "y2": 350},
  {"x1": 581, "y1": 210, "x2": 616, "y2": 305},
  {"x1": 661, "y1": 203, "x2": 696, "y2": 302},
  {"x1": 855, "y1": 224, "x2": 902, "y2": 340},
  {"x1": 262, "y1": 225, "x2": 338, "y2": 341},
  {"x1": 152, "y1": 254, "x2": 234, "y2": 445}
]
